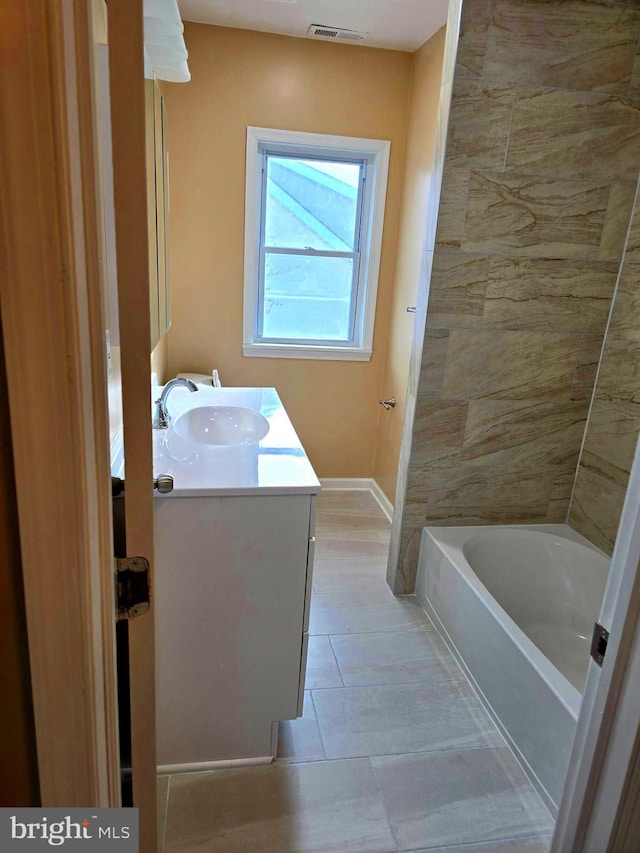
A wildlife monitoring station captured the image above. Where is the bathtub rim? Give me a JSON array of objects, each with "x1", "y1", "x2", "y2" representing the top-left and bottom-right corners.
[{"x1": 421, "y1": 523, "x2": 609, "y2": 720}]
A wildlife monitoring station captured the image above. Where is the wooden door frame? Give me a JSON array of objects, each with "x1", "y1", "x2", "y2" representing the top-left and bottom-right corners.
[
  {"x1": 107, "y1": 3, "x2": 158, "y2": 850},
  {"x1": 0, "y1": 0, "x2": 119, "y2": 806}
]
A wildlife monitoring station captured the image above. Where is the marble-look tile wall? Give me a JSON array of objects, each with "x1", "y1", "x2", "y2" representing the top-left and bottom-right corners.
[
  {"x1": 569, "y1": 187, "x2": 640, "y2": 554},
  {"x1": 391, "y1": 0, "x2": 640, "y2": 593}
]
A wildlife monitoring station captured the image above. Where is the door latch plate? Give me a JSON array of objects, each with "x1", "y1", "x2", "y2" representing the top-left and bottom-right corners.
[
  {"x1": 115, "y1": 556, "x2": 150, "y2": 620},
  {"x1": 590, "y1": 622, "x2": 609, "y2": 666}
]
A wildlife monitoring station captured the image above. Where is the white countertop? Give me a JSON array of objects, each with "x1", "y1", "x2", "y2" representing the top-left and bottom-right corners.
[{"x1": 113, "y1": 386, "x2": 321, "y2": 497}]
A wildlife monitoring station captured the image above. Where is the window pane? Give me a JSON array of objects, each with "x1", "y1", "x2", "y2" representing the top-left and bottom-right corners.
[
  {"x1": 264, "y1": 156, "x2": 361, "y2": 251},
  {"x1": 262, "y1": 252, "x2": 354, "y2": 341}
]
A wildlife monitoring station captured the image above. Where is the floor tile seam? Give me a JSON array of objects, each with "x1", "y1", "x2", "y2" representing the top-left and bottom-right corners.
[
  {"x1": 312, "y1": 577, "x2": 391, "y2": 584},
  {"x1": 367, "y1": 756, "x2": 403, "y2": 853},
  {"x1": 322, "y1": 623, "x2": 457, "y2": 684},
  {"x1": 315, "y1": 544, "x2": 391, "y2": 550},
  {"x1": 276, "y1": 743, "x2": 515, "y2": 770},
  {"x1": 398, "y1": 828, "x2": 555, "y2": 853},
  {"x1": 310, "y1": 590, "x2": 408, "y2": 598},
  {"x1": 316, "y1": 524, "x2": 390, "y2": 532},
  {"x1": 326, "y1": 634, "x2": 346, "y2": 687},
  {"x1": 312, "y1": 585, "x2": 394, "y2": 593},
  {"x1": 315, "y1": 539, "x2": 393, "y2": 546},
  {"x1": 312, "y1": 565, "x2": 390, "y2": 572},
  {"x1": 313, "y1": 555, "x2": 390, "y2": 562},
  {"x1": 171, "y1": 744, "x2": 517, "y2": 777},
  {"x1": 316, "y1": 540, "x2": 389, "y2": 544},
  {"x1": 315, "y1": 528, "x2": 392, "y2": 536},
  {"x1": 311, "y1": 575, "x2": 390, "y2": 581},
  {"x1": 308, "y1": 624, "x2": 436, "y2": 637},
  {"x1": 315, "y1": 536, "x2": 391, "y2": 544},
  {"x1": 324, "y1": 625, "x2": 439, "y2": 641},
  {"x1": 315, "y1": 742, "x2": 513, "y2": 764},
  {"x1": 315, "y1": 518, "x2": 391, "y2": 526},
  {"x1": 306, "y1": 644, "x2": 468, "y2": 690},
  {"x1": 312, "y1": 558, "x2": 390, "y2": 564},
  {"x1": 315, "y1": 556, "x2": 391, "y2": 561},
  {"x1": 308, "y1": 689, "x2": 329, "y2": 762},
  {"x1": 316, "y1": 511, "x2": 391, "y2": 521},
  {"x1": 310, "y1": 674, "x2": 468, "y2": 690},
  {"x1": 313, "y1": 557, "x2": 391, "y2": 564},
  {"x1": 315, "y1": 529, "x2": 391, "y2": 537},
  {"x1": 309, "y1": 594, "x2": 425, "y2": 604},
  {"x1": 313, "y1": 572, "x2": 390, "y2": 577}
]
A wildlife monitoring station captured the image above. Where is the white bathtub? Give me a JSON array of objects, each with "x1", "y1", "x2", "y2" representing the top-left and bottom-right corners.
[{"x1": 416, "y1": 524, "x2": 609, "y2": 814}]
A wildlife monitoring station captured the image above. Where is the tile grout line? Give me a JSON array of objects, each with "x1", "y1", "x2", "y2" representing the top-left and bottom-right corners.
[
  {"x1": 367, "y1": 756, "x2": 402, "y2": 853},
  {"x1": 277, "y1": 741, "x2": 510, "y2": 769},
  {"x1": 308, "y1": 689, "x2": 328, "y2": 762},
  {"x1": 305, "y1": 675, "x2": 467, "y2": 692},
  {"x1": 326, "y1": 633, "x2": 346, "y2": 687},
  {"x1": 290, "y1": 741, "x2": 517, "y2": 767},
  {"x1": 399, "y1": 828, "x2": 555, "y2": 852}
]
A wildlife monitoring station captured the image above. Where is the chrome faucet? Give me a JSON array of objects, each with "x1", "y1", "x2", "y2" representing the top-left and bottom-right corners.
[{"x1": 152, "y1": 377, "x2": 199, "y2": 429}]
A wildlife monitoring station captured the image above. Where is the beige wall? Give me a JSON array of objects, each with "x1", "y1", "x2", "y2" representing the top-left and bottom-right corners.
[
  {"x1": 163, "y1": 24, "x2": 413, "y2": 477},
  {"x1": 151, "y1": 335, "x2": 169, "y2": 385},
  {"x1": 373, "y1": 28, "x2": 446, "y2": 501},
  {"x1": 570, "y1": 186, "x2": 640, "y2": 554},
  {"x1": 393, "y1": 0, "x2": 640, "y2": 592}
]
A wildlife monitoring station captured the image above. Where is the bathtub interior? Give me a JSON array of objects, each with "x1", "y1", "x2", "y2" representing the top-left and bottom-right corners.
[{"x1": 461, "y1": 528, "x2": 610, "y2": 692}]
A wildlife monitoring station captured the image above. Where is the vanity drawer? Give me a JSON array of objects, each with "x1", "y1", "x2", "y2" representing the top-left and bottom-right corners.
[{"x1": 297, "y1": 631, "x2": 309, "y2": 716}]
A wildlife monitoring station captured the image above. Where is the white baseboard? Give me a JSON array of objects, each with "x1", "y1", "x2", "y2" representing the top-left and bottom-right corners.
[
  {"x1": 369, "y1": 479, "x2": 394, "y2": 523},
  {"x1": 319, "y1": 478, "x2": 394, "y2": 523},
  {"x1": 319, "y1": 478, "x2": 373, "y2": 491},
  {"x1": 157, "y1": 756, "x2": 273, "y2": 775}
]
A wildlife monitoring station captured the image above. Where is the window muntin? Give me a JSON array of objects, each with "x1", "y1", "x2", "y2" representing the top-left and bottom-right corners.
[{"x1": 244, "y1": 128, "x2": 390, "y2": 361}]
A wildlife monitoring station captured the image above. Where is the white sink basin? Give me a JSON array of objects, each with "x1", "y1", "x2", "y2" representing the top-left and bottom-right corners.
[{"x1": 172, "y1": 405, "x2": 270, "y2": 446}]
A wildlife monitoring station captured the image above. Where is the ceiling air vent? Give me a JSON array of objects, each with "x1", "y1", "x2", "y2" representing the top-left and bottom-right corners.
[{"x1": 307, "y1": 24, "x2": 368, "y2": 43}]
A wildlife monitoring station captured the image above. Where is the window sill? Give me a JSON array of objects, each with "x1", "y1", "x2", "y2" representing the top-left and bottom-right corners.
[{"x1": 243, "y1": 343, "x2": 373, "y2": 362}]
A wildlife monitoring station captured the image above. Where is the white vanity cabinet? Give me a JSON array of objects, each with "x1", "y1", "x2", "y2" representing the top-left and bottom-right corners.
[{"x1": 154, "y1": 491, "x2": 317, "y2": 769}]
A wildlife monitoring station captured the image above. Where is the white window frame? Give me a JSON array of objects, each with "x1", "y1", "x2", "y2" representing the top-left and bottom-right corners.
[{"x1": 243, "y1": 126, "x2": 390, "y2": 361}]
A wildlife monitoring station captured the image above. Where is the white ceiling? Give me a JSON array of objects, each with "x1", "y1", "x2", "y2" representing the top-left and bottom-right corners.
[{"x1": 177, "y1": 0, "x2": 449, "y2": 52}]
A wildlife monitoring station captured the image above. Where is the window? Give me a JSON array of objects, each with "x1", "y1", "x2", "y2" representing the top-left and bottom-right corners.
[{"x1": 243, "y1": 127, "x2": 390, "y2": 360}]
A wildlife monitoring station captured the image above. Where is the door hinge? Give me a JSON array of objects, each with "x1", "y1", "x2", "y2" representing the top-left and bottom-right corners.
[
  {"x1": 590, "y1": 622, "x2": 609, "y2": 667},
  {"x1": 115, "y1": 556, "x2": 150, "y2": 620}
]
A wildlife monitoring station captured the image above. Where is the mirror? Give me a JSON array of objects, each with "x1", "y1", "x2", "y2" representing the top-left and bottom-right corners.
[{"x1": 145, "y1": 79, "x2": 170, "y2": 349}]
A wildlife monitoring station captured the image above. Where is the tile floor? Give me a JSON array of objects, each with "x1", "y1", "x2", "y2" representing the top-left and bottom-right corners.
[{"x1": 158, "y1": 490, "x2": 554, "y2": 852}]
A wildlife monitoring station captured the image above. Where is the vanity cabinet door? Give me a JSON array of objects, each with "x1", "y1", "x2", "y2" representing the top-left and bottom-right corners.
[{"x1": 154, "y1": 493, "x2": 314, "y2": 766}]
